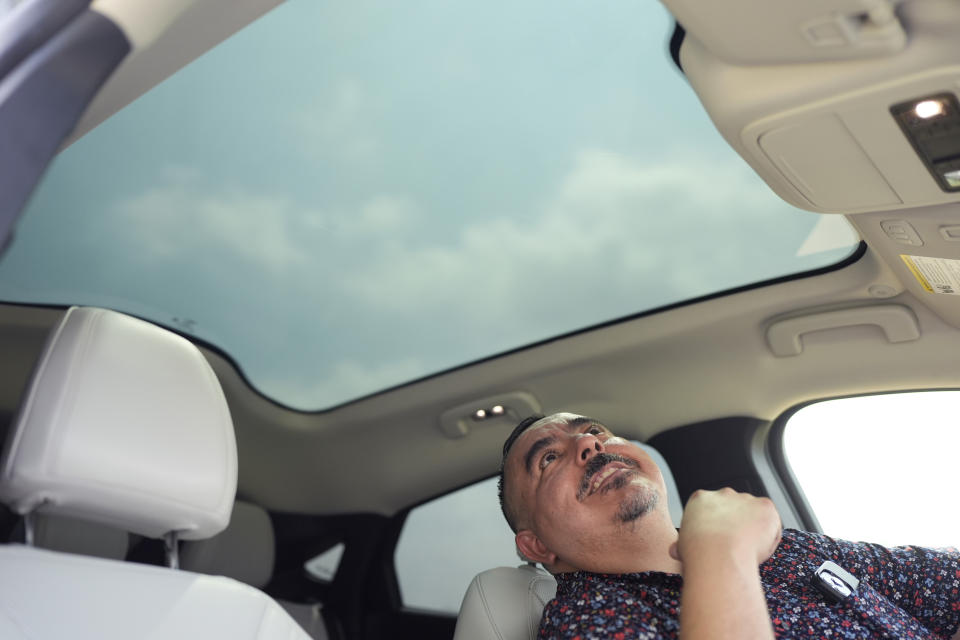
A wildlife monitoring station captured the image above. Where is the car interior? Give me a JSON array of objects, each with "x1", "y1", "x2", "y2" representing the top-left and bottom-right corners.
[{"x1": 2, "y1": 0, "x2": 960, "y2": 638}]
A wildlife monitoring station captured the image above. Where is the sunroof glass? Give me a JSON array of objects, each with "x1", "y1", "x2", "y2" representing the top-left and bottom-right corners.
[{"x1": 0, "y1": 0, "x2": 859, "y2": 410}]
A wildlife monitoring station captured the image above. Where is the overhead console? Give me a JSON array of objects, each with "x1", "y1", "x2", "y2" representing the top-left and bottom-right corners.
[{"x1": 665, "y1": 0, "x2": 960, "y2": 214}]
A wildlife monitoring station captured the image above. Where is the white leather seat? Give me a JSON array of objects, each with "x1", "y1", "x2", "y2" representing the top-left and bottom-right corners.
[
  {"x1": 455, "y1": 563, "x2": 557, "y2": 640},
  {"x1": 181, "y1": 501, "x2": 277, "y2": 589},
  {"x1": 0, "y1": 306, "x2": 312, "y2": 640},
  {"x1": 181, "y1": 500, "x2": 330, "y2": 639},
  {"x1": 453, "y1": 442, "x2": 683, "y2": 640}
]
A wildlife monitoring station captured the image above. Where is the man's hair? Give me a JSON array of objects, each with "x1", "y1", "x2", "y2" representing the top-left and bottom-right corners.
[{"x1": 497, "y1": 414, "x2": 545, "y2": 533}]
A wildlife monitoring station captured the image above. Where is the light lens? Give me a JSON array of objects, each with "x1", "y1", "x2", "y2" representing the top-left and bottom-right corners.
[
  {"x1": 915, "y1": 100, "x2": 945, "y2": 119},
  {"x1": 943, "y1": 169, "x2": 960, "y2": 188}
]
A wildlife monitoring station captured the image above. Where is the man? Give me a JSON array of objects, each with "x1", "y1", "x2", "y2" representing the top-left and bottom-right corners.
[{"x1": 498, "y1": 412, "x2": 960, "y2": 639}]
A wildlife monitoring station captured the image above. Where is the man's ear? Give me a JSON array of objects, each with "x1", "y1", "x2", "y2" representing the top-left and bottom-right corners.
[{"x1": 516, "y1": 529, "x2": 557, "y2": 565}]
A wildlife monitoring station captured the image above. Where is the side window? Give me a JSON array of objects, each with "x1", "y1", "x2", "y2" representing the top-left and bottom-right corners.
[
  {"x1": 395, "y1": 477, "x2": 520, "y2": 615},
  {"x1": 781, "y1": 390, "x2": 960, "y2": 548}
]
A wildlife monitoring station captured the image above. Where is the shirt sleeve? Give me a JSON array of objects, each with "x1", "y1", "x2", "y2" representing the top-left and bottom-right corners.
[
  {"x1": 796, "y1": 530, "x2": 960, "y2": 639},
  {"x1": 538, "y1": 588, "x2": 679, "y2": 640}
]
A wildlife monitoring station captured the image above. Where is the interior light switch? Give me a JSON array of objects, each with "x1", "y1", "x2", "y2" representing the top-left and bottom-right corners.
[{"x1": 880, "y1": 219, "x2": 923, "y2": 246}]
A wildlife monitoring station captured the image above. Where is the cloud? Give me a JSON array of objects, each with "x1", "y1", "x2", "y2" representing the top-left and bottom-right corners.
[
  {"x1": 344, "y1": 195, "x2": 420, "y2": 235},
  {"x1": 115, "y1": 178, "x2": 316, "y2": 273},
  {"x1": 340, "y1": 148, "x2": 812, "y2": 329},
  {"x1": 111, "y1": 170, "x2": 421, "y2": 276}
]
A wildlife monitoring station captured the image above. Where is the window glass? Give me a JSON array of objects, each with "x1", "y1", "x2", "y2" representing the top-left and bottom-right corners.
[
  {"x1": 0, "y1": 0, "x2": 859, "y2": 410},
  {"x1": 395, "y1": 477, "x2": 519, "y2": 614},
  {"x1": 782, "y1": 391, "x2": 960, "y2": 548}
]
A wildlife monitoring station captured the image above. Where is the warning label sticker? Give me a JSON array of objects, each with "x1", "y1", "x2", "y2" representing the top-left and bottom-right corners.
[{"x1": 900, "y1": 255, "x2": 960, "y2": 295}]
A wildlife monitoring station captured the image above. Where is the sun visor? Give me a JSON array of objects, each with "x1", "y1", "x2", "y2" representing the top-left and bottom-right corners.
[{"x1": 667, "y1": 0, "x2": 960, "y2": 214}]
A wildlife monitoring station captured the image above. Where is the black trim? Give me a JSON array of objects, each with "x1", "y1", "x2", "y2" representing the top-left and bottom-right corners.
[
  {"x1": 265, "y1": 511, "x2": 393, "y2": 639},
  {"x1": 1, "y1": 8, "x2": 130, "y2": 253},
  {"x1": 669, "y1": 21, "x2": 685, "y2": 72},
  {"x1": 649, "y1": 417, "x2": 771, "y2": 505}
]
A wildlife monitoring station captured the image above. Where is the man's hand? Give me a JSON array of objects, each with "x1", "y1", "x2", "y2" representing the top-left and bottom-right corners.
[
  {"x1": 674, "y1": 488, "x2": 782, "y2": 640},
  {"x1": 673, "y1": 488, "x2": 782, "y2": 567}
]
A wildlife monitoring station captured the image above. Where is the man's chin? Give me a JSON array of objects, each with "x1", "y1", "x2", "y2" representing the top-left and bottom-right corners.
[{"x1": 615, "y1": 486, "x2": 659, "y2": 524}]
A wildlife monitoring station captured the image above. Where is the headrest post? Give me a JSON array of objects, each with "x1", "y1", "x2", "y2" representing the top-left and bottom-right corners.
[
  {"x1": 164, "y1": 531, "x2": 180, "y2": 569},
  {"x1": 21, "y1": 500, "x2": 49, "y2": 547},
  {"x1": 23, "y1": 511, "x2": 36, "y2": 547}
]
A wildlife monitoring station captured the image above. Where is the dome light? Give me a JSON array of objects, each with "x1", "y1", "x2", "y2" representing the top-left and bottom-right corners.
[{"x1": 915, "y1": 100, "x2": 945, "y2": 119}]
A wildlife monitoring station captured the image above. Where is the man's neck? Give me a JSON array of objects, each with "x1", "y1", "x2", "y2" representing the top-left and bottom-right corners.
[{"x1": 552, "y1": 512, "x2": 682, "y2": 575}]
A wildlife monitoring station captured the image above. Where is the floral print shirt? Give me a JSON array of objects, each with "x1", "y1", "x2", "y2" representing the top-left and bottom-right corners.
[{"x1": 539, "y1": 529, "x2": 960, "y2": 639}]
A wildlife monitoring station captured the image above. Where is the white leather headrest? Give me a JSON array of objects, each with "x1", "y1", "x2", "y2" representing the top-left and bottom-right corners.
[
  {"x1": 180, "y1": 501, "x2": 275, "y2": 587},
  {"x1": 453, "y1": 564, "x2": 557, "y2": 640},
  {"x1": 0, "y1": 307, "x2": 237, "y2": 540}
]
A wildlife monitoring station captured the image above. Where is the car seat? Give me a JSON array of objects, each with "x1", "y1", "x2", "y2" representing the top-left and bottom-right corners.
[
  {"x1": 0, "y1": 306, "x2": 312, "y2": 640},
  {"x1": 181, "y1": 499, "x2": 331, "y2": 639}
]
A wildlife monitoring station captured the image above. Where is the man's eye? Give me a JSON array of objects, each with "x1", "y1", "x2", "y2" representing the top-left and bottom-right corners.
[
  {"x1": 540, "y1": 451, "x2": 558, "y2": 469},
  {"x1": 587, "y1": 426, "x2": 604, "y2": 436}
]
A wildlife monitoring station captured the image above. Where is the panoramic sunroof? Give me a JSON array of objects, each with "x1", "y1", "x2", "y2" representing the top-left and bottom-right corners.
[{"x1": 0, "y1": 0, "x2": 858, "y2": 410}]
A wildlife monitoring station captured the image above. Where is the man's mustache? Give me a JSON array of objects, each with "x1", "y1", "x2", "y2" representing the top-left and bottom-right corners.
[{"x1": 576, "y1": 453, "x2": 639, "y2": 501}]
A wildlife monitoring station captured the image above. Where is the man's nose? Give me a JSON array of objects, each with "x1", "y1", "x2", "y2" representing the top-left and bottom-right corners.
[{"x1": 576, "y1": 436, "x2": 603, "y2": 464}]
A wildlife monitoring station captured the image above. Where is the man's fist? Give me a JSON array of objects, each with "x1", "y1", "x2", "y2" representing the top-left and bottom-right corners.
[{"x1": 672, "y1": 488, "x2": 782, "y2": 567}]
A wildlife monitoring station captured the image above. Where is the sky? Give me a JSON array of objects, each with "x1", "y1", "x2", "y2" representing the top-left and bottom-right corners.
[{"x1": 0, "y1": 0, "x2": 857, "y2": 410}]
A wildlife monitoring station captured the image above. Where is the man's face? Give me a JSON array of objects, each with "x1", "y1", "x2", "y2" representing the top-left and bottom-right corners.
[{"x1": 505, "y1": 413, "x2": 669, "y2": 572}]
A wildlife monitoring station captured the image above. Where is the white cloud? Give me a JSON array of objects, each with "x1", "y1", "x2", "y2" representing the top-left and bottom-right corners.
[
  {"x1": 112, "y1": 173, "x2": 421, "y2": 275},
  {"x1": 340, "y1": 148, "x2": 803, "y2": 323},
  {"x1": 115, "y1": 180, "x2": 316, "y2": 273},
  {"x1": 348, "y1": 195, "x2": 420, "y2": 235}
]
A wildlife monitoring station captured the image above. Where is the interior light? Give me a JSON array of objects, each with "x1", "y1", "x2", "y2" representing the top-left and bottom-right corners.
[
  {"x1": 943, "y1": 170, "x2": 960, "y2": 188},
  {"x1": 915, "y1": 100, "x2": 945, "y2": 119},
  {"x1": 891, "y1": 93, "x2": 960, "y2": 192},
  {"x1": 491, "y1": 405, "x2": 505, "y2": 415},
  {"x1": 473, "y1": 409, "x2": 487, "y2": 420}
]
